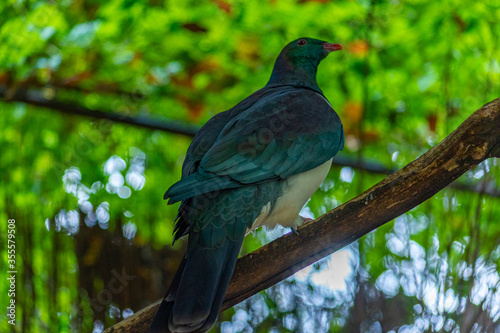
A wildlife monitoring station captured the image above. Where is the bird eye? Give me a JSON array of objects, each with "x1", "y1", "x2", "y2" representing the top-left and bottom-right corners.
[{"x1": 297, "y1": 39, "x2": 307, "y2": 46}]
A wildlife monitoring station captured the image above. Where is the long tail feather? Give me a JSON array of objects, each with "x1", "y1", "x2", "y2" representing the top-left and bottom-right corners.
[{"x1": 149, "y1": 237, "x2": 243, "y2": 333}]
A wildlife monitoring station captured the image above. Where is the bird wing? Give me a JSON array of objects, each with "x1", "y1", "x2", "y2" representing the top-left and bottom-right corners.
[
  {"x1": 165, "y1": 88, "x2": 344, "y2": 204},
  {"x1": 180, "y1": 86, "x2": 274, "y2": 178},
  {"x1": 169, "y1": 86, "x2": 282, "y2": 241}
]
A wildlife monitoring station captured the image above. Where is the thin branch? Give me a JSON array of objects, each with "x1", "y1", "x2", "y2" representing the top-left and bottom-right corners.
[
  {"x1": 104, "y1": 99, "x2": 500, "y2": 332},
  {"x1": 1, "y1": 85, "x2": 498, "y2": 198},
  {"x1": 0, "y1": 86, "x2": 199, "y2": 137},
  {"x1": 42, "y1": 83, "x2": 146, "y2": 100}
]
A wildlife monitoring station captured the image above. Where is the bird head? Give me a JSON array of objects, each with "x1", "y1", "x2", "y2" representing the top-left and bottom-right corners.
[
  {"x1": 281, "y1": 37, "x2": 343, "y2": 68},
  {"x1": 268, "y1": 37, "x2": 342, "y2": 91}
]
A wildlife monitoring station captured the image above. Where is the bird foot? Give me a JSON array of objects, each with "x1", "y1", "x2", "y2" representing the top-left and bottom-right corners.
[{"x1": 290, "y1": 217, "x2": 314, "y2": 235}]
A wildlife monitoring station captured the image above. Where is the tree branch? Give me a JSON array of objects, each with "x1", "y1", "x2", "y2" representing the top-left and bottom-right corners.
[
  {"x1": 2, "y1": 85, "x2": 498, "y2": 198},
  {"x1": 0, "y1": 85, "x2": 199, "y2": 137},
  {"x1": 104, "y1": 99, "x2": 500, "y2": 332}
]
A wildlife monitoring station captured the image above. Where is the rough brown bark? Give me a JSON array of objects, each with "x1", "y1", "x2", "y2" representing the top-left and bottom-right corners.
[{"x1": 104, "y1": 98, "x2": 500, "y2": 333}]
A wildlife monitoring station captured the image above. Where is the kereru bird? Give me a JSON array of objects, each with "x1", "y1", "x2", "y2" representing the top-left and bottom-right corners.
[{"x1": 150, "y1": 37, "x2": 345, "y2": 333}]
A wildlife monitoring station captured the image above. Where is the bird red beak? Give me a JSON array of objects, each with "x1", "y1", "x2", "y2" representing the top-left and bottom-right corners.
[{"x1": 323, "y1": 43, "x2": 343, "y2": 52}]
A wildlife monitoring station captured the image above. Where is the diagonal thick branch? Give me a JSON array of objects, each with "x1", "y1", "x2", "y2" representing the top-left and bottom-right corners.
[{"x1": 104, "y1": 99, "x2": 500, "y2": 333}]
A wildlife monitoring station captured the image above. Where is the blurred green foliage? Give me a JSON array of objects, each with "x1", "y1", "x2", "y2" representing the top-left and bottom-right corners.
[{"x1": 0, "y1": 0, "x2": 499, "y2": 332}]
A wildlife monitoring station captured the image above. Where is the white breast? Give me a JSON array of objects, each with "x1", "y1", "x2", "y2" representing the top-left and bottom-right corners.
[{"x1": 250, "y1": 158, "x2": 333, "y2": 231}]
